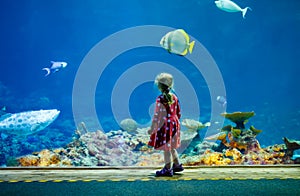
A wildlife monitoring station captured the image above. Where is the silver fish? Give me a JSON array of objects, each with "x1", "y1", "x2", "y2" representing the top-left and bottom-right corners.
[
  {"x1": 216, "y1": 95, "x2": 227, "y2": 107},
  {"x1": 215, "y1": 0, "x2": 252, "y2": 18},
  {"x1": 0, "y1": 109, "x2": 60, "y2": 135}
]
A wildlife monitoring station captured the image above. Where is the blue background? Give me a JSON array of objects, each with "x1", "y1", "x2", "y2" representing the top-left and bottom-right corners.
[{"x1": 0, "y1": 0, "x2": 299, "y2": 154}]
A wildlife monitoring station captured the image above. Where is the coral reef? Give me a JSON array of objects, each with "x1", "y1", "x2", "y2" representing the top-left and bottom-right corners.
[
  {"x1": 205, "y1": 132, "x2": 227, "y2": 146},
  {"x1": 180, "y1": 150, "x2": 231, "y2": 166},
  {"x1": 16, "y1": 129, "x2": 163, "y2": 167},
  {"x1": 18, "y1": 149, "x2": 67, "y2": 167},
  {"x1": 14, "y1": 122, "x2": 202, "y2": 167},
  {"x1": 7, "y1": 111, "x2": 300, "y2": 167},
  {"x1": 205, "y1": 112, "x2": 261, "y2": 152},
  {"x1": 180, "y1": 143, "x2": 287, "y2": 166},
  {"x1": 181, "y1": 111, "x2": 298, "y2": 166},
  {"x1": 0, "y1": 130, "x2": 69, "y2": 166},
  {"x1": 283, "y1": 137, "x2": 300, "y2": 156},
  {"x1": 182, "y1": 119, "x2": 210, "y2": 130},
  {"x1": 180, "y1": 119, "x2": 211, "y2": 153},
  {"x1": 135, "y1": 153, "x2": 164, "y2": 166},
  {"x1": 221, "y1": 111, "x2": 255, "y2": 129},
  {"x1": 75, "y1": 122, "x2": 89, "y2": 136},
  {"x1": 120, "y1": 118, "x2": 138, "y2": 133},
  {"x1": 18, "y1": 155, "x2": 39, "y2": 166}
]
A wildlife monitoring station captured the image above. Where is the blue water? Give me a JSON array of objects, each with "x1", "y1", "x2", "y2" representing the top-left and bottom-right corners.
[{"x1": 0, "y1": 0, "x2": 300, "y2": 160}]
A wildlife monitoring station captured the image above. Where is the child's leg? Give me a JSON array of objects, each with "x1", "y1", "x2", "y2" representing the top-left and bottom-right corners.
[
  {"x1": 171, "y1": 149, "x2": 180, "y2": 165},
  {"x1": 171, "y1": 148, "x2": 184, "y2": 172},
  {"x1": 156, "y1": 150, "x2": 173, "y2": 177},
  {"x1": 164, "y1": 150, "x2": 172, "y2": 169}
]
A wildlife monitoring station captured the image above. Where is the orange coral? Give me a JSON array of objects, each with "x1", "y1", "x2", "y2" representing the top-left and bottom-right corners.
[
  {"x1": 201, "y1": 151, "x2": 230, "y2": 165},
  {"x1": 18, "y1": 149, "x2": 62, "y2": 166},
  {"x1": 38, "y1": 149, "x2": 51, "y2": 166},
  {"x1": 225, "y1": 148, "x2": 243, "y2": 164},
  {"x1": 227, "y1": 132, "x2": 247, "y2": 151},
  {"x1": 135, "y1": 153, "x2": 164, "y2": 166},
  {"x1": 272, "y1": 144, "x2": 284, "y2": 152},
  {"x1": 273, "y1": 152, "x2": 285, "y2": 158},
  {"x1": 205, "y1": 132, "x2": 230, "y2": 147},
  {"x1": 18, "y1": 155, "x2": 39, "y2": 166},
  {"x1": 61, "y1": 159, "x2": 72, "y2": 166},
  {"x1": 38, "y1": 149, "x2": 59, "y2": 166}
]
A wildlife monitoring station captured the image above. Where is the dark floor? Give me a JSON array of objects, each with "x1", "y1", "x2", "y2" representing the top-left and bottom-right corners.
[{"x1": 1, "y1": 179, "x2": 300, "y2": 196}]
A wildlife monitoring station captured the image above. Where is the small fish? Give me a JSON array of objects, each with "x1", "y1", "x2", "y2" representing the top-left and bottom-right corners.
[
  {"x1": 215, "y1": 0, "x2": 252, "y2": 19},
  {"x1": 160, "y1": 29, "x2": 195, "y2": 56},
  {"x1": 216, "y1": 95, "x2": 227, "y2": 107},
  {"x1": 42, "y1": 61, "x2": 67, "y2": 76}
]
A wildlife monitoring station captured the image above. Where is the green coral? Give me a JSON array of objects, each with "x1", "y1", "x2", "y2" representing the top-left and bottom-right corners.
[
  {"x1": 221, "y1": 111, "x2": 255, "y2": 129},
  {"x1": 250, "y1": 125, "x2": 262, "y2": 135}
]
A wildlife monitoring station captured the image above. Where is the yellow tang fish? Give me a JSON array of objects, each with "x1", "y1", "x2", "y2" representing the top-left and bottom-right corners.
[{"x1": 160, "y1": 29, "x2": 195, "y2": 56}]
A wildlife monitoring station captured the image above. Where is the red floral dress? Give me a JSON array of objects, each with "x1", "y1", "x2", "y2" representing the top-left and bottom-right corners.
[{"x1": 148, "y1": 93, "x2": 181, "y2": 151}]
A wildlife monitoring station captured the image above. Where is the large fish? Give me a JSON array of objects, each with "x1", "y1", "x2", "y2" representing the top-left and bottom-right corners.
[
  {"x1": 160, "y1": 29, "x2": 195, "y2": 56},
  {"x1": 0, "y1": 109, "x2": 60, "y2": 135}
]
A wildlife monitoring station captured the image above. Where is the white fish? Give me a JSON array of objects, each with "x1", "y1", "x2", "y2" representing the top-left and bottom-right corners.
[
  {"x1": 215, "y1": 0, "x2": 252, "y2": 18},
  {"x1": 160, "y1": 29, "x2": 195, "y2": 56},
  {"x1": 216, "y1": 95, "x2": 227, "y2": 107},
  {"x1": 0, "y1": 109, "x2": 60, "y2": 135},
  {"x1": 42, "y1": 61, "x2": 67, "y2": 76}
]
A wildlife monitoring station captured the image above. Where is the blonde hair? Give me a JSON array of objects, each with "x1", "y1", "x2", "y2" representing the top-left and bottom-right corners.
[
  {"x1": 155, "y1": 73, "x2": 174, "y2": 105},
  {"x1": 155, "y1": 73, "x2": 173, "y2": 89}
]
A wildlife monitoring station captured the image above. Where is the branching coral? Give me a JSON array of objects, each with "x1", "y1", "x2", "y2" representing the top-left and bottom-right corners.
[{"x1": 206, "y1": 111, "x2": 262, "y2": 152}]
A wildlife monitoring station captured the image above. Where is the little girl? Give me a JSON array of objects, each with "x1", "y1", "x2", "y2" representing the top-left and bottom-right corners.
[{"x1": 148, "y1": 73, "x2": 184, "y2": 177}]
